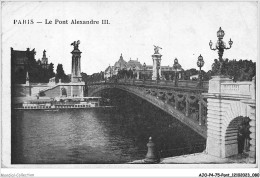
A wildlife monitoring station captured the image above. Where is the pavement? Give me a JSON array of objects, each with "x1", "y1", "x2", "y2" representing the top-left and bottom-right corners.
[{"x1": 130, "y1": 151, "x2": 254, "y2": 164}]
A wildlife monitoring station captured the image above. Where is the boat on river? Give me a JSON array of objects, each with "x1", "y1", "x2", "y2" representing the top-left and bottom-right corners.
[{"x1": 14, "y1": 97, "x2": 112, "y2": 110}]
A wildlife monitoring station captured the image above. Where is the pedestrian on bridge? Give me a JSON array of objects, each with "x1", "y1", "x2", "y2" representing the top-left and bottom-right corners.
[{"x1": 237, "y1": 124, "x2": 245, "y2": 157}]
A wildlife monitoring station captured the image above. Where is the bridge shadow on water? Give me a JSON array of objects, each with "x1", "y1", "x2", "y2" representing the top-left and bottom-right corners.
[{"x1": 100, "y1": 88, "x2": 206, "y2": 160}]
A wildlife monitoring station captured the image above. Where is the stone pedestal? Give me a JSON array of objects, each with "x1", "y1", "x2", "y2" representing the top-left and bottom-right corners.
[
  {"x1": 205, "y1": 75, "x2": 256, "y2": 159},
  {"x1": 205, "y1": 76, "x2": 232, "y2": 158},
  {"x1": 71, "y1": 48, "x2": 82, "y2": 83},
  {"x1": 137, "y1": 71, "x2": 140, "y2": 80},
  {"x1": 208, "y1": 75, "x2": 232, "y2": 93},
  {"x1": 152, "y1": 54, "x2": 162, "y2": 80}
]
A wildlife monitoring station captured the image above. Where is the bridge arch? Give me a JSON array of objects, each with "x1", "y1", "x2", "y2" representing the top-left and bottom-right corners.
[
  {"x1": 88, "y1": 83, "x2": 207, "y2": 139},
  {"x1": 225, "y1": 116, "x2": 250, "y2": 157}
]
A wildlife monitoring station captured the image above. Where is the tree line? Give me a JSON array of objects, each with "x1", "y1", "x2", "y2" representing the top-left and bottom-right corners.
[
  {"x1": 12, "y1": 60, "x2": 70, "y2": 84},
  {"x1": 85, "y1": 59, "x2": 255, "y2": 83}
]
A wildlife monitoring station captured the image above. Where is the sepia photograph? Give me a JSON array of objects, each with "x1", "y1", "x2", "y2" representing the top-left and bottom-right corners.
[{"x1": 1, "y1": 0, "x2": 259, "y2": 177}]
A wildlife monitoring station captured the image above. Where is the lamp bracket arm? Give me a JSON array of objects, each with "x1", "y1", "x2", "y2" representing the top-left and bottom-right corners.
[
  {"x1": 210, "y1": 47, "x2": 217, "y2": 51},
  {"x1": 224, "y1": 46, "x2": 231, "y2": 50}
]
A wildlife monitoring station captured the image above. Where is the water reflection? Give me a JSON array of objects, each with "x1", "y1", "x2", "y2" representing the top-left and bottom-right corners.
[{"x1": 12, "y1": 89, "x2": 205, "y2": 164}]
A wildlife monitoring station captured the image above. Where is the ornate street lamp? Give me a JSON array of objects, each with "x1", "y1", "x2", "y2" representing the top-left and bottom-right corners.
[
  {"x1": 133, "y1": 65, "x2": 136, "y2": 84},
  {"x1": 197, "y1": 54, "x2": 205, "y2": 88},
  {"x1": 143, "y1": 62, "x2": 146, "y2": 83},
  {"x1": 109, "y1": 64, "x2": 112, "y2": 81},
  {"x1": 209, "y1": 27, "x2": 233, "y2": 75},
  {"x1": 173, "y1": 58, "x2": 179, "y2": 87},
  {"x1": 124, "y1": 67, "x2": 127, "y2": 83}
]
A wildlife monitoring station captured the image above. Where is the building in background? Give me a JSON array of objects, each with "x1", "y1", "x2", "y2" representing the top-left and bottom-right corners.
[
  {"x1": 104, "y1": 53, "x2": 184, "y2": 80},
  {"x1": 113, "y1": 54, "x2": 127, "y2": 75},
  {"x1": 36, "y1": 50, "x2": 50, "y2": 69},
  {"x1": 104, "y1": 65, "x2": 114, "y2": 79}
]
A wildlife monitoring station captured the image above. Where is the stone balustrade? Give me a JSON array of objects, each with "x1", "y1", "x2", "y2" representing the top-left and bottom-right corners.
[{"x1": 221, "y1": 82, "x2": 253, "y2": 97}]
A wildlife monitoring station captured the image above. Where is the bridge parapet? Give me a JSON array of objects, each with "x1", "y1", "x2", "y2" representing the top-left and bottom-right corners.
[
  {"x1": 117, "y1": 79, "x2": 209, "y2": 91},
  {"x1": 221, "y1": 81, "x2": 253, "y2": 98}
]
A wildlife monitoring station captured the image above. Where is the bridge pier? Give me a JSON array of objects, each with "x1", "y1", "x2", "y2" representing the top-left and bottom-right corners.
[
  {"x1": 198, "y1": 101, "x2": 202, "y2": 125},
  {"x1": 204, "y1": 76, "x2": 256, "y2": 159}
]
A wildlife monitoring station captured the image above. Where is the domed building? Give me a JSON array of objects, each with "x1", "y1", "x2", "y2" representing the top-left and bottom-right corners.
[{"x1": 113, "y1": 53, "x2": 127, "y2": 75}]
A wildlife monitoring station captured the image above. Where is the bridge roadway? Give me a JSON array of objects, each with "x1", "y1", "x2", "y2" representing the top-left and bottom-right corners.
[{"x1": 88, "y1": 79, "x2": 209, "y2": 139}]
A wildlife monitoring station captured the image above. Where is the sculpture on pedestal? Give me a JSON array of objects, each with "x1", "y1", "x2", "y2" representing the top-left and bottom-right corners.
[
  {"x1": 71, "y1": 40, "x2": 80, "y2": 50},
  {"x1": 153, "y1": 45, "x2": 162, "y2": 54},
  {"x1": 71, "y1": 40, "x2": 82, "y2": 83}
]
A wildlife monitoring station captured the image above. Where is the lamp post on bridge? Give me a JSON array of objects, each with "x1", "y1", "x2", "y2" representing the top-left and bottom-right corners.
[
  {"x1": 109, "y1": 64, "x2": 112, "y2": 82},
  {"x1": 197, "y1": 54, "x2": 205, "y2": 88},
  {"x1": 209, "y1": 27, "x2": 233, "y2": 75},
  {"x1": 143, "y1": 62, "x2": 146, "y2": 83},
  {"x1": 173, "y1": 58, "x2": 179, "y2": 87},
  {"x1": 133, "y1": 65, "x2": 136, "y2": 85},
  {"x1": 124, "y1": 67, "x2": 127, "y2": 83}
]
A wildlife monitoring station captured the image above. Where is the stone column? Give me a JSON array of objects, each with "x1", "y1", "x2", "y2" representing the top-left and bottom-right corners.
[
  {"x1": 71, "y1": 41, "x2": 82, "y2": 83},
  {"x1": 152, "y1": 53, "x2": 162, "y2": 80},
  {"x1": 71, "y1": 86, "x2": 73, "y2": 97}
]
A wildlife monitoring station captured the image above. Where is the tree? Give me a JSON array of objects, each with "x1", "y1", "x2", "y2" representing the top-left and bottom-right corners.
[
  {"x1": 81, "y1": 72, "x2": 88, "y2": 83},
  {"x1": 55, "y1": 64, "x2": 70, "y2": 83},
  {"x1": 47, "y1": 63, "x2": 55, "y2": 80},
  {"x1": 183, "y1": 68, "x2": 199, "y2": 80},
  {"x1": 211, "y1": 59, "x2": 256, "y2": 81}
]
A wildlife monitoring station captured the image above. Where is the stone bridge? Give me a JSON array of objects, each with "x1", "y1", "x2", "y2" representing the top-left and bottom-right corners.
[{"x1": 88, "y1": 77, "x2": 256, "y2": 160}]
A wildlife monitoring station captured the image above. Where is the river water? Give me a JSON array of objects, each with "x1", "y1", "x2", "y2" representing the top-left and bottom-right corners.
[{"x1": 12, "y1": 88, "x2": 205, "y2": 164}]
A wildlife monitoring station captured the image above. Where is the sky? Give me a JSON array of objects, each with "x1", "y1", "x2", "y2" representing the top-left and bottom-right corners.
[{"x1": 2, "y1": 1, "x2": 258, "y2": 75}]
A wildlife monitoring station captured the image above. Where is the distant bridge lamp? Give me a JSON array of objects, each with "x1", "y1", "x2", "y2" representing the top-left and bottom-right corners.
[
  {"x1": 109, "y1": 64, "x2": 112, "y2": 81},
  {"x1": 123, "y1": 67, "x2": 127, "y2": 82},
  {"x1": 143, "y1": 62, "x2": 146, "y2": 82},
  {"x1": 209, "y1": 27, "x2": 233, "y2": 75},
  {"x1": 197, "y1": 54, "x2": 205, "y2": 88},
  {"x1": 133, "y1": 65, "x2": 136, "y2": 84},
  {"x1": 173, "y1": 58, "x2": 179, "y2": 87}
]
